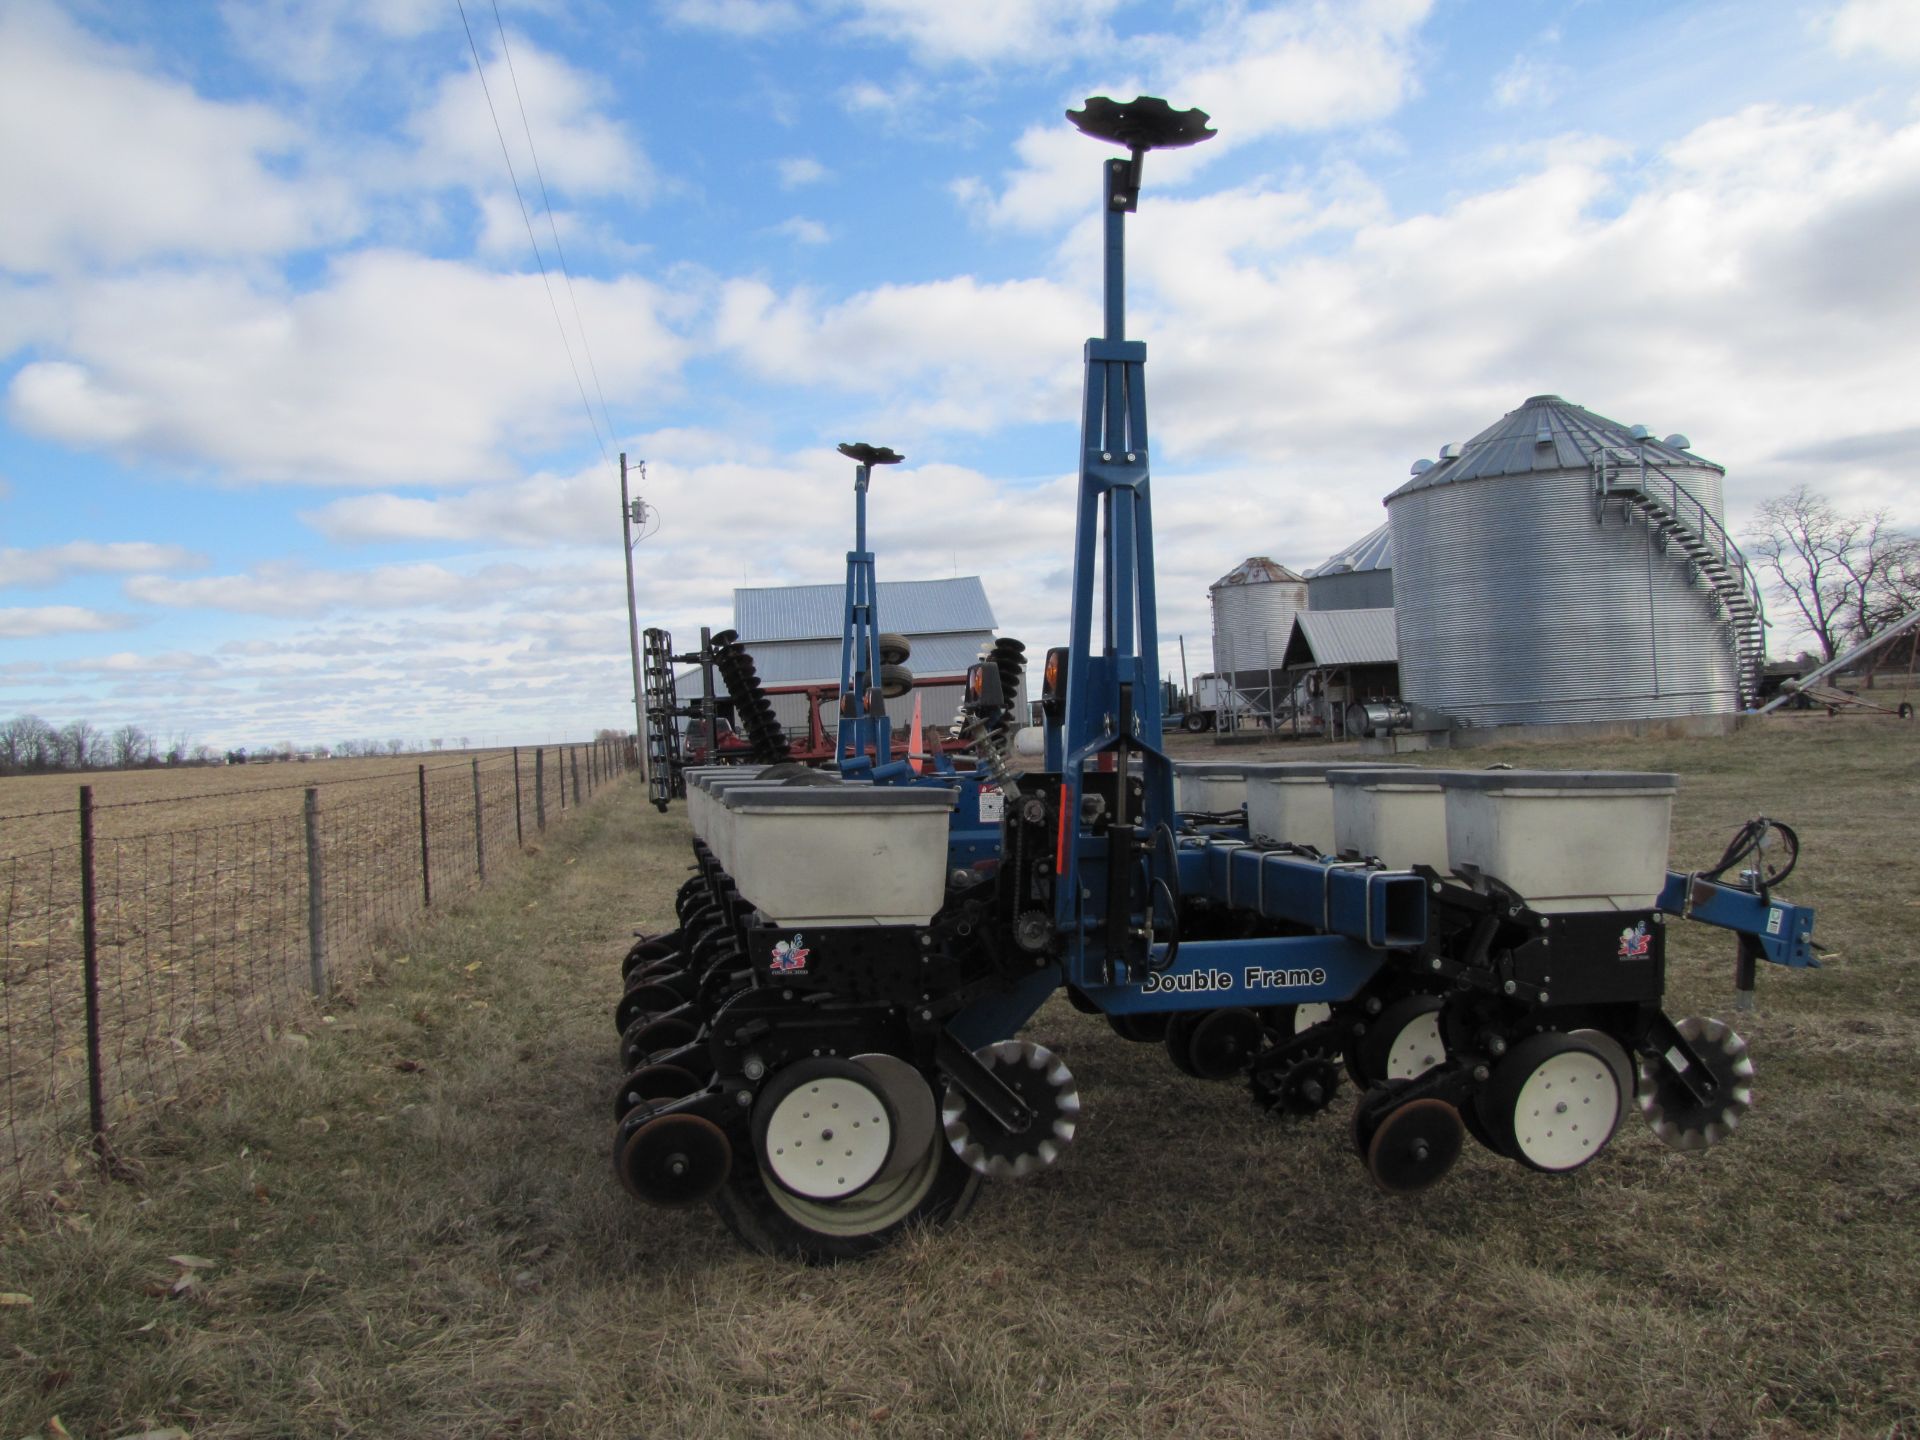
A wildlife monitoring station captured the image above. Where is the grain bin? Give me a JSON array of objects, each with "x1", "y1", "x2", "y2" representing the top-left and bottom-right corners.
[
  {"x1": 1306, "y1": 523, "x2": 1394, "y2": 611},
  {"x1": 1386, "y1": 395, "x2": 1757, "y2": 726},
  {"x1": 1210, "y1": 558, "x2": 1306, "y2": 713}
]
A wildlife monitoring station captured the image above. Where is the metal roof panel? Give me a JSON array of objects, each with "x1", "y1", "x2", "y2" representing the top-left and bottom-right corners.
[
  {"x1": 734, "y1": 576, "x2": 997, "y2": 641},
  {"x1": 1280, "y1": 608, "x2": 1399, "y2": 667},
  {"x1": 1305, "y1": 522, "x2": 1393, "y2": 577}
]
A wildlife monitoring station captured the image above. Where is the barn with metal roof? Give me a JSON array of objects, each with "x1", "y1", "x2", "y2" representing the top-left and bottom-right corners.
[
  {"x1": 718, "y1": 576, "x2": 1014, "y2": 739},
  {"x1": 1279, "y1": 607, "x2": 1401, "y2": 738}
]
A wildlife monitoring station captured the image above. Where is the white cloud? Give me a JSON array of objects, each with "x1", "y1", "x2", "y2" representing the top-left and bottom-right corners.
[
  {"x1": 0, "y1": 542, "x2": 208, "y2": 590},
  {"x1": 836, "y1": 0, "x2": 1124, "y2": 66},
  {"x1": 219, "y1": 0, "x2": 446, "y2": 88},
  {"x1": 5, "y1": 251, "x2": 688, "y2": 485},
  {"x1": 0, "y1": 2, "x2": 358, "y2": 274},
  {"x1": 125, "y1": 560, "x2": 532, "y2": 616},
  {"x1": 0, "y1": 605, "x2": 130, "y2": 638},
  {"x1": 401, "y1": 32, "x2": 652, "y2": 202},
  {"x1": 661, "y1": 0, "x2": 802, "y2": 37},
  {"x1": 778, "y1": 156, "x2": 828, "y2": 189},
  {"x1": 1492, "y1": 53, "x2": 1568, "y2": 109},
  {"x1": 773, "y1": 216, "x2": 831, "y2": 245},
  {"x1": 712, "y1": 274, "x2": 1086, "y2": 428},
  {"x1": 959, "y1": 0, "x2": 1434, "y2": 230},
  {"x1": 1828, "y1": 0, "x2": 1920, "y2": 64}
]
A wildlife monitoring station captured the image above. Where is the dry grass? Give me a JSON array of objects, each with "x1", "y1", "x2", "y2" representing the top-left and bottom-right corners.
[{"x1": 2, "y1": 720, "x2": 1916, "y2": 1439}]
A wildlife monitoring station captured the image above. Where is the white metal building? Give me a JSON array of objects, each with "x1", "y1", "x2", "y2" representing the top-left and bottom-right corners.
[{"x1": 715, "y1": 576, "x2": 1017, "y2": 740}]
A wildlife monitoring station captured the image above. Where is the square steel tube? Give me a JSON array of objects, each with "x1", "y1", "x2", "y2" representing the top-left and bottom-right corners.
[{"x1": 1185, "y1": 842, "x2": 1427, "y2": 949}]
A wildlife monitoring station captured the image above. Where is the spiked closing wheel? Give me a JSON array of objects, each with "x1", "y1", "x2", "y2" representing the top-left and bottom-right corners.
[
  {"x1": 1363, "y1": 1098, "x2": 1465, "y2": 1195},
  {"x1": 1637, "y1": 1016, "x2": 1754, "y2": 1153},
  {"x1": 943, "y1": 1040, "x2": 1080, "y2": 1181},
  {"x1": 615, "y1": 1111, "x2": 731, "y2": 1207},
  {"x1": 1252, "y1": 1052, "x2": 1342, "y2": 1118}
]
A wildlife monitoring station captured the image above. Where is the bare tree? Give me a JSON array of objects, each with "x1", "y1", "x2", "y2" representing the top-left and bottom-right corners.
[
  {"x1": 0, "y1": 714, "x2": 56, "y2": 772},
  {"x1": 109, "y1": 724, "x2": 152, "y2": 769},
  {"x1": 386, "y1": 738, "x2": 405, "y2": 756},
  {"x1": 1747, "y1": 486, "x2": 1918, "y2": 662},
  {"x1": 60, "y1": 719, "x2": 104, "y2": 770}
]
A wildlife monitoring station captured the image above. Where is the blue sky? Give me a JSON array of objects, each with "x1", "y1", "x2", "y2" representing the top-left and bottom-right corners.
[{"x1": 2, "y1": 0, "x2": 1918, "y2": 750}]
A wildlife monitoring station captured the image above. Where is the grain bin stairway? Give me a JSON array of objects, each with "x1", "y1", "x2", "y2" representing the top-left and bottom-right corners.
[{"x1": 1592, "y1": 447, "x2": 1767, "y2": 709}]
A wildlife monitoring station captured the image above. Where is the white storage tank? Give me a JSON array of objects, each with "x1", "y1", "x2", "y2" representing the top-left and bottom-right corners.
[
  {"x1": 1174, "y1": 762, "x2": 1257, "y2": 815},
  {"x1": 720, "y1": 784, "x2": 957, "y2": 927},
  {"x1": 1387, "y1": 395, "x2": 1753, "y2": 725},
  {"x1": 1210, "y1": 558, "x2": 1307, "y2": 710},
  {"x1": 1441, "y1": 769, "x2": 1678, "y2": 912},
  {"x1": 1327, "y1": 768, "x2": 1457, "y2": 872},
  {"x1": 1244, "y1": 761, "x2": 1398, "y2": 851}
]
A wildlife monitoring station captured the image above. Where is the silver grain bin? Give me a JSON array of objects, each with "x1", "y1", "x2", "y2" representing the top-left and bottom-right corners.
[
  {"x1": 1306, "y1": 523, "x2": 1394, "y2": 612},
  {"x1": 1387, "y1": 395, "x2": 1748, "y2": 726},
  {"x1": 1210, "y1": 558, "x2": 1307, "y2": 714}
]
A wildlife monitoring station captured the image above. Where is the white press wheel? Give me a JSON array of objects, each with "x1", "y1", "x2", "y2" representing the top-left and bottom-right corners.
[
  {"x1": 1479, "y1": 1032, "x2": 1625, "y2": 1173},
  {"x1": 752, "y1": 1058, "x2": 896, "y2": 1201}
]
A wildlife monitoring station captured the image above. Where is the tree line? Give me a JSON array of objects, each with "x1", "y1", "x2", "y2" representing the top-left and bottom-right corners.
[
  {"x1": 0, "y1": 722, "x2": 630, "y2": 777},
  {"x1": 0, "y1": 720, "x2": 480, "y2": 776}
]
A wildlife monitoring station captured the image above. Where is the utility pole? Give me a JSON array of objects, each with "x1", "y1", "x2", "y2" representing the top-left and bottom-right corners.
[{"x1": 620, "y1": 453, "x2": 650, "y2": 787}]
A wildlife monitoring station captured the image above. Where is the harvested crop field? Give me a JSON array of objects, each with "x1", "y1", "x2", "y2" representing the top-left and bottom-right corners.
[{"x1": 2, "y1": 720, "x2": 1916, "y2": 1439}]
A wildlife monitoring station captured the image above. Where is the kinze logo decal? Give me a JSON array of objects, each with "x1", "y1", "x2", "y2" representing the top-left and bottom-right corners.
[
  {"x1": 1140, "y1": 964, "x2": 1327, "y2": 995},
  {"x1": 1617, "y1": 921, "x2": 1652, "y2": 959},
  {"x1": 769, "y1": 934, "x2": 811, "y2": 974}
]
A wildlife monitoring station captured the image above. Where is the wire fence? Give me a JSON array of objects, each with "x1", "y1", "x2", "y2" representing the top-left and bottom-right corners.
[{"x1": 1, "y1": 739, "x2": 634, "y2": 1202}]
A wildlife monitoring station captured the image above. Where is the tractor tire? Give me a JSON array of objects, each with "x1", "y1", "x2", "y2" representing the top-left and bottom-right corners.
[
  {"x1": 880, "y1": 663, "x2": 915, "y2": 699},
  {"x1": 877, "y1": 632, "x2": 912, "y2": 666}
]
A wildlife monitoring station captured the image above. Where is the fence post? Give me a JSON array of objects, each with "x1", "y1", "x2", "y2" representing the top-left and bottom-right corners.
[
  {"x1": 304, "y1": 787, "x2": 327, "y2": 999},
  {"x1": 471, "y1": 757, "x2": 485, "y2": 882},
  {"x1": 589, "y1": 740, "x2": 597, "y2": 794},
  {"x1": 79, "y1": 785, "x2": 106, "y2": 1154},
  {"x1": 557, "y1": 746, "x2": 566, "y2": 812},
  {"x1": 417, "y1": 763, "x2": 432, "y2": 908},
  {"x1": 535, "y1": 748, "x2": 546, "y2": 830},
  {"x1": 513, "y1": 746, "x2": 524, "y2": 846},
  {"x1": 572, "y1": 747, "x2": 582, "y2": 806}
]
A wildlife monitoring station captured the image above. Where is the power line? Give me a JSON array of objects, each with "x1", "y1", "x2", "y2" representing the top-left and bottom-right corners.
[
  {"x1": 454, "y1": 0, "x2": 609, "y2": 464},
  {"x1": 490, "y1": 0, "x2": 618, "y2": 449}
]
